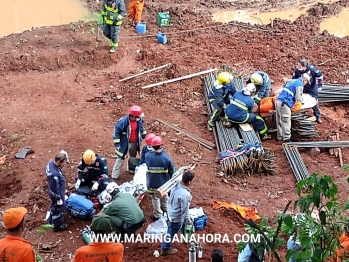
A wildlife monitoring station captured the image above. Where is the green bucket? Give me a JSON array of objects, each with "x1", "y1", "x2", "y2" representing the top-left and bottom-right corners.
[{"x1": 157, "y1": 12, "x2": 170, "y2": 27}]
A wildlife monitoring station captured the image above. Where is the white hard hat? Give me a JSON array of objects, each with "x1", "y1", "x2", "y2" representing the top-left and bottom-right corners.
[
  {"x1": 251, "y1": 73, "x2": 263, "y2": 85},
  {"x1": 302, "y1": 73, "x2": 311, "y2": 83},
  {"x1": 98, "y1": 190, "x2": 112, "y2": 205},
  {"x1": 243, "y1": 83, "x2": 256, "y2": 96},
  {"x1": 106, "y1": 182, "x2": 119, "y2": 194}
]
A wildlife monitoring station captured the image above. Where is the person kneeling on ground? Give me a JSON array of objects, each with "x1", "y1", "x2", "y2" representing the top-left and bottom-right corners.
[
  {"x1": 160, "y1": 170, "x2": 195, "y2": 256},
  {"x1": 75, "y1": 149, "x2": 109, "y2": 194},
  {"x1": 102, "y1": 183, "x2": 146, "y2": 237},
  {"x1": 223, "y1": 83, "x2": 271, "y2": 140},
  {"x1": 0, "y1": 207, "x2": 36, "y2": 262},
  {"x1": 73, "y1": 213, "x2": 124, "y2": 262}
]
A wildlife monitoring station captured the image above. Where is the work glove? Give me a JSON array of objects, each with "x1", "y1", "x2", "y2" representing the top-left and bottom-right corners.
[
  {"x1": 75, "y1": 179, "x2": 81, "y2": 190},
  {"x1": 92, "y1": 181, "x2": 99, "y2": 191},
  {"x1": 57, "y1": 199, "x2": 63, "y2": 205}
]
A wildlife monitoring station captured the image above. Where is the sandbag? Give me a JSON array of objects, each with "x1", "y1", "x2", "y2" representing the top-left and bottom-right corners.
[{"x1": 66, "y1": 193, "x2": 96, "y2": 220}]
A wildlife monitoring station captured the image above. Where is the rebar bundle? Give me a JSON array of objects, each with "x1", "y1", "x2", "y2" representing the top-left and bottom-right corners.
[
  {"x1": 203, "y1": 65, "x2": 276, "y2": 176},
  {"x1": 291, "y1": 112, "x2": 319, "y2": 140},
  {"x1": 319, "y1": 84, "x2": 349, "y2": 102},
  {"x1": 282, "y1": 144, "x2": 310, "y2": 182},
  {"x1": 288, "y1": 141, "x2": 349, "y2": 148}
]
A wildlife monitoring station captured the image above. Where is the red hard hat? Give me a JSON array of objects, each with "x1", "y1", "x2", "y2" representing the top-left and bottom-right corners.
[
  {"x1": 151, "y1": 136, "x2": 163, "y2": 147},
  {"x1": 145, "y1": 133, "x2": 156, "y2": 145},
  {"x1": 129, "y1": 105, "x2": 142, "y2": 117}
]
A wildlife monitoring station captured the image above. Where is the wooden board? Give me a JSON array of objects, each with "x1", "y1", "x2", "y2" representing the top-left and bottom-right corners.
[{"x1": 239, "y1": 123, "x2": 254, "y2": 132}]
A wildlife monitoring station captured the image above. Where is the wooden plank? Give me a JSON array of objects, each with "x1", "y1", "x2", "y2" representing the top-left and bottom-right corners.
[{"x1": 337, "y1": 132, "x2": 344, "y2": 167}]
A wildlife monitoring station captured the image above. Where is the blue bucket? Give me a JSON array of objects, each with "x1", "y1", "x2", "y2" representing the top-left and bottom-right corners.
[
  {"x1": 157, "y1": 33, "x2": 167, "y2": 44},
  {"x1": 136, "y1": 22, "x2": 146, "y2": 34}
]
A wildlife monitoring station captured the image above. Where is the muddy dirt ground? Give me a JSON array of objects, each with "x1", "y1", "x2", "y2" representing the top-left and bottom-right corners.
[{"x1": 1, "y1": 0, "x2": 349, "y2": 261}]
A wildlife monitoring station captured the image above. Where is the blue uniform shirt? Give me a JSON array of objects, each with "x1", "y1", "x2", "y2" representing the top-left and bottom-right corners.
[
  {"x1": 276, "y1": 78, "x2": 303, "y2": 108},
  {"x1": 145, "y1": 150, "x2": 175, "y2": 193},
  {"x1": 207, "y1": 81, "x2": 237, "y2": 108},
  {"x1": 293, "y1": 64, "x2": 322, "y2": 98},
  {"x1": 225, "y1": 91, "x2": 255, "y2": 123},
  {"x1": 139, "y1": 145, "x2": 153, "y2": 165},
  {"x1": 247, "y1": 71, "x2": 271, "y2": 99},
  {"x1": 77, "y1": 155, "x2": 108, "y2": 181},
  {"x1": 46, "y1": 160, "x2": 66, "y2": 201}
]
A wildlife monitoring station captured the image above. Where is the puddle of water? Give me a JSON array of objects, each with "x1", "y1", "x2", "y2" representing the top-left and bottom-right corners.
[
  {"x1": 212, "y1": 0, "x2": 334, "y2": 25},
  {"x1": 0, "y1": 0, "x2": 90, "y2": 38},
  {"x1": 320, "y1": 8, "x2": 349, "y2": 37}
]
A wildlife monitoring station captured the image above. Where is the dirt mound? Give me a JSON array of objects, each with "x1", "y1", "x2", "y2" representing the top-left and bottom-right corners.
[{"x1": 0, "y1": 172, "x2": 21, "y2": 199}]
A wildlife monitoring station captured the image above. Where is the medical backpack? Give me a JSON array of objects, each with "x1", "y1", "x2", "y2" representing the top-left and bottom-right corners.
[{"x1": 66, "y1": 193, "x2": 96, "y2": 220}]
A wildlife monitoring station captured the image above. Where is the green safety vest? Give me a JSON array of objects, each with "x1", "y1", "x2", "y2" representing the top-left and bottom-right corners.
[{"x1": 101, "y1": 4, "x2": 123, "y2": 26}]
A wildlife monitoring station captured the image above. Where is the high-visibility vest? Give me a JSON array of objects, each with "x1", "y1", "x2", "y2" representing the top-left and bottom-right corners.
[{"x1": 101, "y1": 4, "x2": 123, "y2": 26}]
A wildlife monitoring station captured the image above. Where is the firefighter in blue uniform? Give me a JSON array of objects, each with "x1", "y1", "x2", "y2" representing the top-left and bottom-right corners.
[
  {"x1": 75, "y1": 149, "x2": 109, "y2": 193},
  {"x1": 101, "y1": 0, "x2": 126, "y2": 53},
  {"x1": 112, "y1": 105, "x2": 147, "y2": 181},
  {"x1": 247, "y1": 71, "x2": 272, "y2": 104},
  {"x1": 46, "y1": 152, "x2": 68, "y2": 232},
  {"x1": 145, "y1": 136, "x2": 176, "y2": 221},
  {"x1": 223, "y1": 83, "x2": 271, "y2": 140},
  {"x1": 292, "y1": 59, "x2": 323, "y2": 123},
  {"x1": 207, "y1": 72, "x2": 237, "y2": 131}
]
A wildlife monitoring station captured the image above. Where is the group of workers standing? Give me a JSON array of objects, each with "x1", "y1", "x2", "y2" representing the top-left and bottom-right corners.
[{"x1": 207, "y1": 59, "x2": 323, "y2": 143}]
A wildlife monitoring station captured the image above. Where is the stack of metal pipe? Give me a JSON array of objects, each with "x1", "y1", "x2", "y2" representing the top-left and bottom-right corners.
[
  {"x1": 282, "y1": 143, "x2": 310, "y2": 182},
  {"x1": 203, "y1": 67, "x2": 276, "y2": 176},
  {"x1": 319, "y1": 84, "x2": 349, "y2": 102},
  {"x1": 291, "y1": 112, "x2": 319, "y2": 140}
]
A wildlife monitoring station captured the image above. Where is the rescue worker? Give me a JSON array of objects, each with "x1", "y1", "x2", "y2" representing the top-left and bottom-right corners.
[
  {"x1": 161, "y1": 171, "x2": 195, "y2": 256},
  {"x1": 207, "y1": 72, "x2": 236, "y2": 131},
  {"x1": 102, "y1": 183, "x2": 146, "y2": 236},
  {"x1": 101, "y1": 0, "x2": 126, "y2": 53},
  {"x1": 247, "y1": 71, "x2": 272, "y2": 104},
  {"x1": 73, "y1": 213, "x2": 124, "y2": 262},
  {"x1": 45, "y1": 152, "x2": 68, "y2": 232},
  {"x1": 112, "y1": 105, "x2": 147, "y2": 182},
  {"x1": 292, "y1": 59, "x2": 323, "y2": 123},
  {"x1": 223, "y1": 83, "x2": 271, "y2": 140},
  {"x1": 75, "y1": 149, "x2": 109, "y2": 193},
  {"x1": 138, "y1": 133, "x2": 156, "y2": 165},
  {"x1": 128, "y1": 0, "x2": 145, "y2": 26},
  {"x1": 145, "y1": 136, "x2": 176, "y2": 221},
  {"x1": 0, "y1": 207, "x2": 36, "y2": 262},
  {"x1": 257, "y1": 95, "x2": 302, "y2": 114},
  {"x1": 275, "y1": 73, "x2": 310, "y2": 143}
]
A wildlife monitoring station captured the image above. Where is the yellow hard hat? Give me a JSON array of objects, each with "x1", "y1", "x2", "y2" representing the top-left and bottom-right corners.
[
  {"x1": 217, "y1": 72, "x2": 232, "y2": 86},
  {"x1": 83, "y1": 149, "x2": 96, "y2": 165}
]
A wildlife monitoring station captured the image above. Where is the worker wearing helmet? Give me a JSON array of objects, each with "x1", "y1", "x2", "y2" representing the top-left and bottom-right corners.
[
  {"x1": 247, "y1": 71, "x2": 272, "y2": 104},
  {"x1": 138, "y1": 133, "x2": 156, "y2": 166},
  {"x1": 75, "y1": 149, "x2": 109, "y2": 194},
  {"x1": 292, "y1": 59, "x2": 323, "y2": 123},
  {"x1": 223, "y1": 83, "x2": 271, "y2": 140},
  {"x1": 207, "y1": 71, "x2": 237, "y2": 131},
  {"x1": 275, "y1": 74, "x2": 309, "y2": 143},
  {"x1": 112, "y1": 105, "x2": 147, "y2": 182},
  {"x1": 145, "y1": 136, "x2": 176, "y2": 221}
]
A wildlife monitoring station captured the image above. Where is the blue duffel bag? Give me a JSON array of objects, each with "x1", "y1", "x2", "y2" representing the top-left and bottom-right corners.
[
  {"x1": 66, "y1": 193, "x2": 96, "y2": 220},
  {"x1": 194, "y1": 214, "x2": 208, "y2": 231}
]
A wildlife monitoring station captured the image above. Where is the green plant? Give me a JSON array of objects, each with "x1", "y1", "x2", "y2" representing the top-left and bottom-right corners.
[
  {"x1": 90, "y1": 27, "x2": 95, "y2": 34},
  {"x1": 36, "y1": 224, "x2": 54, "y2": 234},
  {"x1": 94, "y1": 12, "x2": 104, "y2": 28},
  {"x1": 69, "y1": 22, "x2": 81, "y2": 33},
  {"x1": 35, "y1": 251, "x2": 44, "y2": 262},
  {"x1": 239, "y1": 173, "x2": 349, "y2": 262}
]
